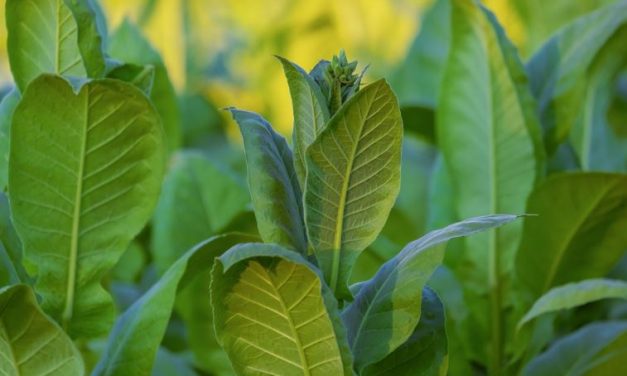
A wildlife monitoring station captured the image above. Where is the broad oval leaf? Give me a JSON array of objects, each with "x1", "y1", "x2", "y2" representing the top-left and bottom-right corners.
[
  {"x1": 342, "y1": 214, "x2": 519, "y2": 372},
  {"x1": 278, "y1": 56, "x2": 330, "y2": 186},
  {"x1": 304, "y1": 79, "x2": 402, "y2": 296},
  {"x1": 152, "y1": 150, "x2": 250, "y2": 274},
  {"x1": 523, "y1": 321, "x2": 627, "y2": 376},
  {"x1": 93, "y1": 234, "x2": 254, "y2": 376},
  {"x1": 6, "y1": 0, "x2": 86, "y2": 91},
  {"x1": 518, "y1": 279, "x2": 627, "y2": 330},
  {"x1": 229, "y1": 109, "x2": 308, "y2": 253},
  {"x1": 438, "y1": 0, "x2": 543, "y2": 289},
  {"x1": 9, "y1": 74, "x2": 165, "y2": 339},
  {"x1": 361, "y1": 287, "x2": 448, "y2": 376},
  {"x1": 0, "y1": 284, "x2": 84, "y2": 376},
  {"x1": 527, "y1": 0, "x2": 627, "y2": 154},
  {"x1": 515, "y1": 173, "x2": 627, "y2": 298},
  {"x1": 212, "y1": 243, "x2": 354, "y2": 376}
]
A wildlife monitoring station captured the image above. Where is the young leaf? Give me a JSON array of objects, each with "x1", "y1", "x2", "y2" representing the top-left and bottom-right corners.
[
  {"x1": 342, "y1": 214, "x2": 519, "y2": 372},
  {"x1": 0, "y1": 89, "x2": 20, "y2": 191},
  {"x1": 277, "y1": 56, "x2": 330, "y2": 186},
  {"x1": 62, "y1": 0, "x2": 107, "y2": 78},
  {"x1": 93, "y1": 234, "x2": 254, "y2": 376},
  {"x1": 212, "y1": 243, "x2": 354, "y2": 375},
  {"x1": 518, "y1": 279, "x2": 627, "y2": 330},
  {"x1": 526, "y1": 0, "x2": 627, "y2": 154},
  {"x1": 229, "y1": 109, "x2": 308, "y2": 253},
  {"x1": 108, "y1": 19, "x2": 182, "y2": 153},
  {"x1": 6, "y1": 0, "x2": 86, "y2": 91},
  {"x1": 361, "y1": 287, "x2": 448, "y2": 376},
  {"x1": 305, "y1": 79, "x2": 402, "y2": 297},
  {"x1": 9, "y1": 75, "x2": 165, "y2": 339},
  {"x1": 515, "y1": 173, "x2": 627, "y2": 298},
  {"x1": 106, "y1": 63, "x2": 156, "y2": 95},
  {"x1": 152, "y1": 151, "x2": 250, "y2": 274},
  {"x1": 523, "y1": 321, "x2": 627, "y2": 375},
  {"x1": 0, "y1": 284, "x2": 84, "y2": 375}
]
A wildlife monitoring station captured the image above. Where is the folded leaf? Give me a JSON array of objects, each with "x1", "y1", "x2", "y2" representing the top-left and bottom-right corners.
[
  {"x1": 0, "y1": 284, "x2": 84, "y2": 375},
  {"x1": 6, "y1": 0, "x2": 86, "y2": 91},
  {"x1": 515, "y1": 173, "x2": 627, "y2": 298},
  {"x1": 305, "y1": 79, "x2": 402, "y2": 297},
  {"x1": 63, "y1": 0, "x2": 106, "y2": 78},
  {"x1": 9, "y1": 75, "x2": 165, "y2": 339},
  {"x1": 362, "y1": 287, "x2": 448, "y2": 376},
  {"x1": 518, "y1": 279, "x2": 627, "y2": 330},
  {"x1": 229, "y1": 109, "x2": 308, "y2": 253},
  {"x1": 93, "y1": 234, "x2": 254, "y2": 376},
  {"x1": 212, "y1": 243, "x2": 354, "y2": 376},
  {"x1": 277, "y1": 56, "x2": 330, "y2": 186},
  {"x1": 0, "y1": 89, "x2": 20, "y2": 191},
  {"x1": 526, "y1": 0, "x2": 627, "y2": 154},
  {"x1": 342, "y1": 214, "x2": 519, "y2": 372},
  {"x1": 523, "y1": 321, "x2": 627, "y2": 376}
]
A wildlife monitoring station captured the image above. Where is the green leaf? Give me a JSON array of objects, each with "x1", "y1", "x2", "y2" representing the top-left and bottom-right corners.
[
  {"x1": 342, "y1": 214, "x2": 519, "y2": 372},
  {"x1": 0, "y1": 193, "x2": 28, "y2": 286},
  {"x1": 6, "y1": 0, "x2": 86, "y2": 91},
  {"x1": 9, "y1": 74, "x2": 165, "y2": 339},
  {"x1": 212, "y1": 243, "x2": 354, "y2": 376},
  {"x1": 361, "y1": 287, "x2": 448, "y2": 376},
  {"x1": 94, "y1": 234, "x2": 254, "y2": 376},
  {"x1": 523, "y1": 321, "x2": 627, "y2": 376},
  {"x1": 152, "y1": 151, "x2": 250, "y2": 274},
  {"x1": 0, "y1": 284, "x2": 84, "y2": 375},
  {"x1": 277, "y1": 56, "x2": 330, "y2": 186},
  {"x1": 106, "y1": 63, "x2": 156, "y2": 95},
  {"x1": 515, "y1": 173, "x2": 627, "y2": 298},
  {"x1": 518, "y1": 279, "x2": 627, "y2": 330},
  {"x1": 526, "y1": 0, "x2": 627, "y2": 154},
  {"x1": 152, "y1": 348, "x2": 198, "y2": 376},
  {"x1": 229, "y1": 108, "x2": 307, "y2": 253},
  {"x1": 0, "y1": 89, "x2": 20, "y2": 191},
  {"x1": 304, "y1": 79, "x2": 402, "y2": 297},
  {"x1": 62, "y1": 0, "x2": 106, "y2": 78},
  {"x1": 108, "y1": 19, "x2": 182, "y2": 154},
  {"x1": 438, "y1": 0, "x2": 543, "y2": 288}
]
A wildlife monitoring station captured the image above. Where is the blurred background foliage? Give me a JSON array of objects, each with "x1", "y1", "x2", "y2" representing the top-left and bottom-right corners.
[{"x1": 0, "y1": 0, "x2": 614, "y2": 136}]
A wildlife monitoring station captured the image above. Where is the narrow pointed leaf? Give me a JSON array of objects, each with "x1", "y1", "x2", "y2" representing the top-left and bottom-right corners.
[
  {"x1": 362, "y1": 287, "x2": 448, "y2": 376},
  {"x1": 6, "y1": 0, "x2": 86, "y2": 91},
  {"x1": 518, "y1": 279, "x2": 627, "y2": 330},
  {"x1": 229, "y1": 109, "x2": 307, "y2": 253},
  {"x1": 515, "y1": 173, "x2": 627, "y2": 298},
  {"x1": 523, "y1": 321, "x2": 627, "y2": 376},
  {"x1": 93, "y1": 234, "x2": 254, "y2": 376},
  {"x1": 277, "y1": 56, "x2": 330, "y2": 186},
  {"x1": 305, "y1": 79, "x2": 402, "y2": 296},
  {"x1": 342, "y1": 214, "x2": 519, "y2": 371},
  {"x1": 9, "y1": 75, "x2": 165, "y2": 339},
  {"x1": 0, "y1": 284, "x2": 84, "y2": 376},
  {"x1": 212, "y1": 243, "x2": 354, "y2": 375}
]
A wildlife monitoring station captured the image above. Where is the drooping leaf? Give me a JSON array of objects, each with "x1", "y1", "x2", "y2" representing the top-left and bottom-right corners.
[
  {"x1": 438, "y1": 0, "x2": 543, "y2": 288},
  {"x1": 523, "y1": 321, "x2": 627, "y2": 376},
  {"x1": 277, "y1": 56, "x2": 330, "y2": 186},
  {"x1": 106, "y1": 63, "x2": 156, "y2": 95},
  {"x1": 62, "y1": 0, "x2": 106, "y2": 78},
  {"x1": 93, "y1": 234, "x2": 254, "y2": 376},
  {"x1": 305, "y1": 79, "x2": 402, "y2": 297},
  {"x1": 342, "y1": 214, "x2": 519, "y2": 372},
  {"x1": 9, "y1": 74, "x2": 165, "y2": 339},
  {"x1": 0, "y1": 284, "x2": 84, "y2": 375},
  {"x1": 229, "y1": 109, "x2": 307, "y2": 253},
  {"x1": 526, "y1": 0, "x2": 627, "y2": 154},
  {"x1": 152, "y1": 151, "x2": 250, "y2": 274},
  {"x1": 515, "y1": 173, "x2": 627, "y2": 298},
  {"x1": 518, "y1": 279, "x2": 627, "y2": 330},
  {"x1": 212, "y1": 243, "x2": 354, "y2": 376},
  {"x1": 361, "y1": 287, "x2": 448, "y2": 376},
  {"x1": 108, "y1": 19, "x2": 182, "y2": 153},
  {"x1": 0, "y1": 89, "x2": 20, "y2": 191},
  {"x1": 6, "y1": 0, "x2": 86, "y2": 91}
]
